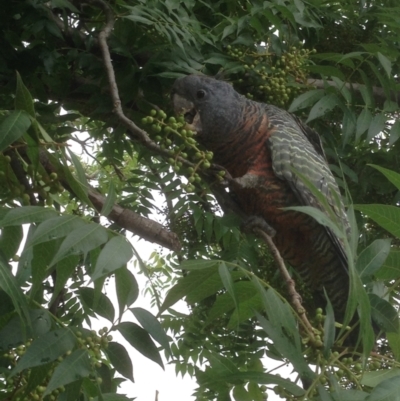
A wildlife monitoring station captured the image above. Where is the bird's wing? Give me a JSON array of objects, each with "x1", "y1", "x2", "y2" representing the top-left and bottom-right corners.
[{"x1": 265, "y1": 105, "x2": 349, "y2": 269}]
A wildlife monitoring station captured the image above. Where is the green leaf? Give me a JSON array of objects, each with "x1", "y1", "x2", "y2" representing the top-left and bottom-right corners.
[
  {"x1": 323, "y1": 289, "x2": 335, "y2": 356},
  {"x1": 117, "y1": 322, "x2": 163, "y2": 368},
  {"x1": 369, "y1": 294, "x2": 399, "y2": 333},
  {"x1": 50, "y1": 0, "x2": 80, "y2": 13},
  {"x1": 92, "y1": 236, "x2": 133, "y2": 281},
  {"x1": 36, "y1": 121, "x2": 54, "y2": 143},
  {"x1": 67, "y1": 148, "x2": 90, "y2": 198},
  {"x1": 0, "y1": 110, "x2": 31, "y2": 152},
  {"x1": 369, "y1": 164, "x2": 400, "y2": 191},
  {"x1": 124, "y1": 14, "x2": 153, "y2": 25},
  {"x1": 317, "y1": 384, "x2": 335, "y2": 401},
  {"x1": 50, "y1": 254, "x2": 80, "y2": 306},
  {"x1": 356, "y1": 239, "x2": 391, "y2": 281},
  {"x1": 306, "y1": 94, "x2": 340, "y2": 123},
  {"x1": 115, "y1": 267, "x2": 139, "y2": 317},
  {"x1": 0, "y1": 225, "x2": 23, "y2": 260},
  {"x1": 11, "y1": 328, "x2": 76, "y2": 375},
  {"x1": 218, "y1": 262, "x2": 237, "y2": 310},
  {"x1": 342, "y1": 109, "x2": 356, "y2": 144},
  {"x1": 130, "y1": 307, "x2": 171, "y2": 352},
  {"x1": 101, "y1": 181, "x2": 117, "y2": 216},
  {"x1": 377, "y1": 52, "x2": 392, "y2": 78},
  {"x1": 307, "y1": 65, "x2": 345, "y2": 80},
  {"x1": 27, "y1": 215, "x2": 86, "y2": 248},
  {"x1": 256, "y1": 313, "x2": 314, "y2": 382},
  {"x1": 161, "y1": 267, "x2": 226, "y2": 312},
  {"x1": 93, "y1": 395, "x2": 133, "y2": 401},
  {"x1": 179, "y1": 259, "x2": 219, "y2": 270},
  {"x1": 31, "y1": 239, "x2": 61, "y2": 300},
  {"x1": 367, "y1": 113, "x2": 387, "y2": 141},
  {"x1": 364, "y1": 375, "x2": 400, "y2": 400},
  {"x1": 361, "y1": 369, "x2": 400, "y2": 388},
  {"x1": 44, "y1": 349, "x2": 92, "y2": 396},
  {"x1": 254, "y1": 281, "x2": 299, "y2": 347},
  {"x1": 78, "y1": 287, "x2": 115, "y2": 322},
  {"x1": 331, "y1": 76, "x2": 352, "y2": 103},
  {"x1": 356, "y1": 108, "x2": 373, "y2": 141},
  {"x1": 0, "y1": 206, "x2": 58, "y2": 227},
  {"x1": 375, "y1": 249, "x2": 400, "y2": 280},
  {"x1": 24, "y1": 363, "x2": 53, "y2": 396},
  {"x1": 248, "y1": 382, "x2": 264, "y2": 401},
  {"x1": 389, "y1": 120, "x2": 400, "y2": 146},
  {"x1": 354, "y1": 204, "x2": 400, "y2": 238},
  {"x1": 205, "y1": 371, "x2": 305, "y2": 396},
  {"x1": 207, "y1": 281, "x2": 263, "y2": 327},
  {"x1": 106, "y1": 342, "x2": 134, "y2": 381},
  {"x1": 15, "y1": 72, "x2": 35, "y2": 117},
  {"x1": 233, "y1": 385, "x2": 252, "y2": 401},
  {"x1": 359, "y1": 69, "x2": 374, "y2": 108},
  {"x1": 288, "y1": 89, "x2": 324, "y2": 112},
  {"x1": 60, "y1": 152, "x2": 92, "y2": 206},
  {"x1": 285, "y1": 206, "x2": 344, "y2": 240},
  {"x1": 0, "y1": 254, "x2": 31, "y2": 326},
  {"x1": 50, "y1": 223, "x2": 108, "y2": 266},
  {"x1": 0, "y1": 309, "x2": 51, "y2": 352},
  {"x1": 387, "y1": 332, "x2": 400, "y2": 362},
  {"x1": 206, "y1": 351, "x2": 239, "y2": 375}
]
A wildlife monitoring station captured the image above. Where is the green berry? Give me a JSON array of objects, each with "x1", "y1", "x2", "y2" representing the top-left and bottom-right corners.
[{"x1": 150, "y1": 109, "x2": 157, "y2": 116}]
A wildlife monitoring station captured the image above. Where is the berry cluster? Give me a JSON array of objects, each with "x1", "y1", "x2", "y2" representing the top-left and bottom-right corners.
[
  {"x1": 142, "y1": 109, "x2": 225, "y2": 192},
  {"x1": 1, "y1": 329, "x2": 112, "y2": 401},
  {"x1": 226, "y1": 45, "x2": 315, "y2": 107},
  {"x1": 0, "y1": 154, "x2": 63, "y2": 206}
]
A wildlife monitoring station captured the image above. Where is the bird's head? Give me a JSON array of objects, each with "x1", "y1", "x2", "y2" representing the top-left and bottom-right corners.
[{"x1": 171, "y1": 75, "x2": 243, "y2": 146}]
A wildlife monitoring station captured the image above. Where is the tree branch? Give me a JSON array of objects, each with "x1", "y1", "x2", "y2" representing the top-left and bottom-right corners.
[
  {"x1": 38, "y1": 148, "x2": 181, "y2": 252},
  {"x1": 253, "y1": 228, "x2": 315, "y2": 339},
  {"x1": 87, "y1": 187, "x2": 181, "y2": 251}
]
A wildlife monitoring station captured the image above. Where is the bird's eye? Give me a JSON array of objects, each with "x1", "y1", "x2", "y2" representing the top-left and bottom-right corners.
[{"x1": 196, "y1": 90, "x2": 206, "y2": 99}]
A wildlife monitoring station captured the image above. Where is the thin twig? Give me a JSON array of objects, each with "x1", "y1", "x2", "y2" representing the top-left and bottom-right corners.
[
  {"x1": 87, "y1": 0, "x2": 197, "y2": 166},
  {"x1": 254, "y1": 228, "x2": 315, "y2": 339}
]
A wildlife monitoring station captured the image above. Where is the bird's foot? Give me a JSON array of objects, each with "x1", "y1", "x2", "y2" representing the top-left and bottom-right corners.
[
  {"x1": 232, "y1": 173, "x2": 261, "y2": 189},
  {"x1": 241, "y1": 215, "x2": 276, "y2": 237}
]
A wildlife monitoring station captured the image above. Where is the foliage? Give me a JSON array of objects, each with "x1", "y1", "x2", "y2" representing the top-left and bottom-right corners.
[{"x1": 0, "y1": 0, "x2": 400, "y2": 400}]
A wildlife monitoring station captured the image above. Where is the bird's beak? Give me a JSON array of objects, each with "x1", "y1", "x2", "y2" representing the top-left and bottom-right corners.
[{"x1": 172, "y1": 94, "x2": 202, "y2": 134}]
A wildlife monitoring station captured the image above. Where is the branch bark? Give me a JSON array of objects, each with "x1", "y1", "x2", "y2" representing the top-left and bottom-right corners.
[
  {"x1": 37, "y1": 148, "x2": 181, "y2": 252},
  {"x1": 88, "y1": 187, "x2": 181, "y2": 251}
]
